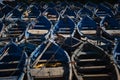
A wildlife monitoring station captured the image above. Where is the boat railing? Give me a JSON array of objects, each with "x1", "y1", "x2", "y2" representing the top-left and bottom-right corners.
[{"x1": 0, "y1": 47, "x2": 9, "y2": 60}]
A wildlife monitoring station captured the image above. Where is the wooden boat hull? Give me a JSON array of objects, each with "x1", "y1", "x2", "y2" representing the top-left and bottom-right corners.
[
  {"x1": 27, "y1": 40, "x2": 72, "y2": 80},
  {"x1": 0, "y1": 42, "x2": 27, "y2": 80},
  {"x1": 19, "y1": 16, "x2": 51, "y2": 56},
  {"x1": 72, "y1": 42, "x2": 120, "y2": 80}
]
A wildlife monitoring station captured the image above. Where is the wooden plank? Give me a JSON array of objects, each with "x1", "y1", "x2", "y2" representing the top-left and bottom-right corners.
[
  {"x1": 8, "y1": 31, "x2": 23, "y2": 33},
  {"x1": 37, "y1": 60, "x2": 61, "y2": 63},
  {"x1": 59, "y1": 28, "x2": 71, "y2": 30},
  {"x1": 80, "y1": 52, "x2": 97, "y2": 55},
  {"x1": 58, "y1": 34, "x2": 70, "y2": 37},
  {"x1": 0, "y1": 61, "x2": 19, "y2": 64},
  {"x1": 69, "y1": 16, "x2": 75, "y2": 18},
  {"x1": 58, "y1": 31, "x2": 70, "y2": 33},
  {"x1": 106, "y1": 30, "x2": 120, "y2": 35},
  {"x1": 0, "y1": 68, "x2": 19, "y2": 72},
  {"x1": 48, "y1": 18, "x2": 57, "y2": 20},
  {"x1": 28, "y1": 29, "x2": 48, "y2": 34},
  {"x1": 30, "y1": 67, "x2": 64, "y2": 78},
  {"x1": 78, "y1": 59, "x2": 98, "y2": 62},
  {"x1": 0, "y1": 76, "x2": 18, "y2": 80},
  {"x1": 47, "y1": 15, "x2": 57, "y2": 18},
  {"x1": 81, "y1": 30, "x2": 96, "y2": 35},
  {"x1": 80, "y1": 66, "x2": 106, "y2": 69},
  {"x1": 83, "y1": 74, "x2": 110, "y2": 77}
]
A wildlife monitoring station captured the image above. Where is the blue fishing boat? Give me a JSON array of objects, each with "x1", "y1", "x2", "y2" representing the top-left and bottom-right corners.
[
  {"x1": 72, "y1": 41, "x2": 120, "y2": 80},
  {"x1": 77, "y1": 15, "x2": 113, "y2": 50},
  {"x1": 2, "y1": 20, "x2": 28, "y2": 42},
  {"x1": 61, "y1": 6, "x2": 77, "y2": 20},
  {"x1": 27, "y1": 40, "x2": 72, "y2": 80},
  {"x1": 77, "y1": 7, "x2": 93, "y2": 18},
  {"x1": 95, "y1": 3, "x2": 114, "y2": 19},
  {"x1": 20, "y1": 15, "x2": 51, "y2": 56},
  {"x1": 55, "y1": 1, "x2": 69, "y2": 13},
  {"x1": 52, "y1": 15, "x2": 81, "y2": 56},
  {"x1": 21, "y1": 4, "x2": 40, "y2": 21},
  {"x1": 77, "y1": 15, "x2": 97, "y2": 39},
  {"x1": 84, "y1": 2, "x2": 97, "y2": 12},
  {"x1": 0, "y1": 41, "x2": 27, "y2": 80},
  {"x1": 53, "y1": 16, "x2": 75, "y2": 38},
  {"x1": 43, "y1": 8, "x2": 59, "y2": 24},
  {"x1": 24, "y1": 15, "x2": 51, "y2": 44},
  {"x1": 71, "y1": 2, "x2": 83, "y2": 13}
]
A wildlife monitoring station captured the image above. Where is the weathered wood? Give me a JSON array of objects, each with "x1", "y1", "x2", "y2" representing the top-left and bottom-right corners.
[
  {"x1": 106, "y1": 30, "x2": 120, "y2": 35},
  {"x1": 58, "y1": 31, "x2": 70, "y2": 34},
  {"x1": 30, "y1": 67, "x2": 64, "y2": 78},
  {"x1": 83, "y1": 74, "x2": 110, "y2": 77},
  {"x1": 8, "y1": 31, "x2": 23, "y2": 33},
  {"x1": 59, "y1": 28, "x2": 71, "y2": 30},
  {"x1": 81, "y1": 30, "x2": 96, "y2": 35},
  {"x1": 28, "y1": 29, "x2": 48, "y2": 34},
  {"x1": 78, "y1": 59, "x2": 100, "y2": 62},
  {"x1": 47, "y1": 15, "x2": 57, "y2": 18},
  {"x1": 0, "y1": 68, "x2": 19, "y2": 72},
  {"x1": 37, "y1": 60, "x2": 61, "y2": 63},
  {"x1": 79, "y1": 66, "x2": 106, "y2": 69},
  {"x1": 58, "y1": 34, "x2": 70, "y2": 37},
  {"x1": 72, "y1": 42, "x2": 120, "y2": 80},
  {"x1": 0, "y1": 61, "x2": 19, "y2": 64},
  {"x1": 0, "y1": 76, "x2": 18, "y2": 80}
]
